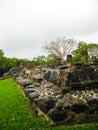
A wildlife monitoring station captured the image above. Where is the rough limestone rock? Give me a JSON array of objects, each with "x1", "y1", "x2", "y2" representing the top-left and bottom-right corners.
[
  {"x1": 29, "y1": 92, "x2": 40, "y2": 100},
  {"x1": 4, "y1": 60, "x2": 98, "y2": 125},
  {"x1": 37, "y1": 96, "x2": 55, "y2": 114}
]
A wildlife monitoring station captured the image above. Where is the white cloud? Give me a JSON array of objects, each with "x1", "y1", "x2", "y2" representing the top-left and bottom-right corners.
[{"x1": 0, "y1": 0, "x2": 98, "y2": 59}]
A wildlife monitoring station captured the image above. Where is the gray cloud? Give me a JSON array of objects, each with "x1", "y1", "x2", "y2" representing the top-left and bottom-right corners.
[{"x1": 0, "y1": 0, "x2": 98, "y2": 59}]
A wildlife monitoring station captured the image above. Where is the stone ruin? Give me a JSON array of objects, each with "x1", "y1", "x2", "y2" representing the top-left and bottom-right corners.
[{"x1": 3, "y1": 52, "x2": 98, "y2": 125}]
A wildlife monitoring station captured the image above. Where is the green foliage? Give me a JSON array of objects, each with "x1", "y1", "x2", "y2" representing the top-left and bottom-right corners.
[
  {"x1": 0, "y1": 56, "x2": 21, "y2": 76},
  {"x1": 0, "y1": 49, "x2": 30, "y2": 76},
  {"x1": 0, "y1": 79, "x2": 52, "y2": 130},
  {"x1": 32, "y1": 55, "x2": 56, "y2": 66},
  {"x1": 72, "y1": 42, "x2": 98, "y2": 62},
  {"x1": 87, "y1": 43, "x2": 98, "y2": 49},
  {"x1": 0, "y1": 41, "x2": 97, "y2": 76},
  {"x1": 0, "y1": 49, "x2": 64, "y2": 75},
  {"x1": 32, "y1": 55, "x2": 47, "y2": 65},
  {"x1": 72, "y1": 41, "x2": 88, "y2": 62}
]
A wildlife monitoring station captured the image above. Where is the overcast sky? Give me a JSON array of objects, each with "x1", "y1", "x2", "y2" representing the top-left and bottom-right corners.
[{"x1": 0, "y1": 0, "x2": 98, "y2": 59}]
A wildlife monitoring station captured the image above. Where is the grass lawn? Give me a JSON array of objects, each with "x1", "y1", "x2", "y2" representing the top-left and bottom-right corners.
[{"x1": 0, "y1": 78, "x2": 98, "y2": 130}]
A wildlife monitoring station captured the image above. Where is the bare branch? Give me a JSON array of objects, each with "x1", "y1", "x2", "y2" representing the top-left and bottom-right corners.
[{"x1": 42, "y1": 37, "x2": 77, "y2": 59}]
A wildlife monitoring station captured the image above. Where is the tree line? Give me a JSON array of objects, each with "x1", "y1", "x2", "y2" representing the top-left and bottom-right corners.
[
  {"x1": 42, "y1": 37, "x2": 98, "y2": 61},
  {"x1": 0, "y1": 37, "x2": 98, "y2": 76}
]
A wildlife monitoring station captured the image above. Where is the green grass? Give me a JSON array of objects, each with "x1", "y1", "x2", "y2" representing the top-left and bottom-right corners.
[{"x1": 0, "y1": 78, "x2": 98, "y2": 130}]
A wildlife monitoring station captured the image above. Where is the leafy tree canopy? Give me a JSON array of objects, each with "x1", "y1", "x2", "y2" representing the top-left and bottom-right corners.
[{"x1": 72, "y1": 41, "x2": 98, "y2": 62}]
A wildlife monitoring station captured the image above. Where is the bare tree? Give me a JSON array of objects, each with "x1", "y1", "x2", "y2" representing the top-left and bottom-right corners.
[{"x1": 42, "y1": 37, "x2": 77, "y2": 60}]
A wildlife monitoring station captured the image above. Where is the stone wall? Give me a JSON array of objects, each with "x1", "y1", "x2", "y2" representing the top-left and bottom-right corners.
[{"x1": 3, "y1": 56, "x2": 98, "y2": 125}]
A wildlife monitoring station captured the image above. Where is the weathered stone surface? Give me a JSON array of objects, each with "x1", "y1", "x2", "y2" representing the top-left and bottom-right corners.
[
  {"x1": 70, "y1": 82, "x2": 82, "y2": 90},
  {"x1": 16, "y1": 77, "x2": 32, "y2": 87},
  {"x1": 71, "y1": 99, "x2": 88, "y2": 114},
  {"x1": 48, "y1": 105, "x2": 67, "y2": 121},
  {"x1": 81, "y1": 50, "x2": 88, "y2": 64},
  {"x1": 61, "y1": 87, "x2": 70, "y2": 94},
  {"x1": 73, "y1": 62, "x2": 82, "y2": 67},
  {"x1": 24, "y1": 88, "x2": 36, "y2": 96},
  {"x1": 67, "y1": 70, "x2": 80, "y2": 83},
  {"x1": 37, "y1": 96, "x2": 55, "y2": 113},
  {"x1": 5, "y1": 59, "x2": 98, "y2": 125},
  {"x1": 49, "y1": 70, "x2": 58, "y2": 85},
  {"x1": 33, "y1": 75, "x2": 43, "y2": 83},
  {"x1": 58, "y1": 65, "x2": 68, "y2": 70},
  {"x1": 85, "y1": 80, "x2": 98, "y2": 89},
  {"x1": 44, "y1": 70, "x2": 51, "y2": 81},
  {"x1": 29, "y1": 92, "x2": 39, "y2": 100},
  {"x1": 88, "y1": 97, "x2": 98, "y2": 103}
]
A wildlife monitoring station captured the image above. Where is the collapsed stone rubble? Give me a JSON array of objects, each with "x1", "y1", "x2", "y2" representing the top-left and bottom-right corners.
[{"x1": 3, "y1": 53, "x2": 98, "y2": 125}]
